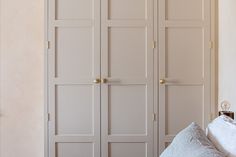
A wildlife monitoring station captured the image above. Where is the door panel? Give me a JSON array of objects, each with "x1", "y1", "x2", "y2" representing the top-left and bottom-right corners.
[
  {"x1": 108, "y1": 143, "x2": 147, "y2": 157},
  {"x1": 108, "y1": 85, "x2": 147, "y2": 135},
  {"x1": 55, "y1": 27, "x2": 93, "y2": 79},
  {"x1": 101, "y1": 0, "x2": 154, "y2": 157},
  {"x1": 56, "y1": 0, "x2": 93, "y2": 20},
  {"x1": 166, "y1": 86, "x2": 203, "y2": 135},
  {"x1": 108, "y1": 28, "x2": 146, "y2": 78},
  {"x1": 47, "y1": 0, "x2": 101, "y2": 156},
  {"x1": 159, "y1": 0, "x2": 211, "y2": 153},
  {"x1": 166, "y1": 28, "x2": 203, "y2": 82},
  {"x1": 166, "y1": 0, "x2": 203, "y2": 20},
  {"x1": 108, "y1": 0, "x2": 146, "y2": 19},
  {"x1": 56, "y1": 85, "x2": 94, "y2": 135},
  {"x1": 56, "y1": 143, "x2": 94, "y2": 157}
]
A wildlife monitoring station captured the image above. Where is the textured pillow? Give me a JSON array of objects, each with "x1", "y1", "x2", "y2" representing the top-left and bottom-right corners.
[
  {"x1": 160, "y1": 122, "x2": 225, "y2": 157},
  {"x1": 207, "y1": 115, "x2": 236, "y2": 157}
]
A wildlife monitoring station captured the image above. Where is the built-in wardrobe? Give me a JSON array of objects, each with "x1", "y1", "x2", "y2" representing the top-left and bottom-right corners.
[{"x1": 45, "y1": 0, "x2": 214, "y2": 156}]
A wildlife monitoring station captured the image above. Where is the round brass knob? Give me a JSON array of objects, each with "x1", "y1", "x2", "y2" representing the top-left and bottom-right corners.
[
  {"x1": 101, "y1": 78, "x2": 108, "y2": 84},
  {"x1": 159, "y1": 79, "x2": 165, "y2": 84},
  {"x1": 93, "y1": 78, "x2": 101, "y2": 84}
]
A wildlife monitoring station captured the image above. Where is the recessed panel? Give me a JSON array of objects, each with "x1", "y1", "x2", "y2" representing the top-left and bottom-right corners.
[
  {"x1": 56, "y1": 143, "x2": 94, "y2": 157},
  {"x1": 56, "y1": 0, "x2": 93, "y2": 20},
  {"x1": 108, "y1": 85, "x2": 146, "y2": 135},
  {"x1": 56, "y1": 27, "x2": 93, "y2": 79},
  {"x1": 56, "y1": 85, "x2": 93, "y2": 135},
  {"x1": 166, "y1": 0, "x2": 203, "y2": 20},
  {"x1": 109, "y1": 143, "x2": 147, "y2": 157},
  {"x1": 166, "y1": 28, "x2": 203, "y2": 82},
  {"x1": 166, "y1": 86, "x2": 203, "y2": 135},
  {"x1": 108, "y1": 28, "x2": 146, "y2": 78},
  {"x1": 108, "y1": 0, "x2": 146, "y2": 19}
]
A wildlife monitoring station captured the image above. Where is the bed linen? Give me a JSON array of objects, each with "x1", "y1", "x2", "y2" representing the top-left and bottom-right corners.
[
  {"x1": 160, "y1": 122, "x2": 225, "y2": 157},
  {"x1": 207, "y1": 115, "x2": 236, "y2": 157}
]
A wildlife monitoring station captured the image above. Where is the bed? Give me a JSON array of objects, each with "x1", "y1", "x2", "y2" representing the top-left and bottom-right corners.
[{"x1": 160, "y1": 115, "x2": 236, "y2": 157}]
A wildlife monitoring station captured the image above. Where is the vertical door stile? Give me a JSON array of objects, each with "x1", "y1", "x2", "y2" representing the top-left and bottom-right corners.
[
  {"x1": 101, "y1": 0, "x2": 109, "y2": 156},
  {"x1": 48, "y1": 0, "x2": 56, "y2": 156},
  {"x1": 146, "y1": 0, "x2": 155, "y2": 156},
  {"x1": 153, "y1": 0, "x2": 159, "y2": 156},
  {"x1": 158, "y1": 0, "x2": 166, "y2": 153},
  {"x1": 203, "y1": 0, "x2": 212, "y2": 129},
  {"x1": 94, "y1": 0, "x2": 102, "y2": 156}
]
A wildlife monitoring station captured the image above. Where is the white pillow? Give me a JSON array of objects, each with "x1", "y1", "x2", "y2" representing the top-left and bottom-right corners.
[
  {"x1": 160, "y1": 122, "x2": 225, "y2": 157},
  {"x1": 207, "y1": 115, "x2": 236, "y2": 157}
]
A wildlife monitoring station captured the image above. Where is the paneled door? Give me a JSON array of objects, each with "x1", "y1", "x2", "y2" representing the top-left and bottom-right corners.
[
  {"x1": 46, "y1": 0, "x2": 156, "y2": 156},
  {"x1": 159, "y1": 0, "x2": 212, "y2": 153},
  {"x1": 47, "y1": 0, "x2": 101, "y2": 157},
  {"x1": 101, "y1": 0, "x2": 155, "y2": 157}
]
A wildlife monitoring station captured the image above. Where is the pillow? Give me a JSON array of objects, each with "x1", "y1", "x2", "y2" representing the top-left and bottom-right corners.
[
  {"x1": 160, "y1": 122, "x2": 225, "y2": 157},
  {"x1": 207, "y1": 115, "x2": 236, "y2": 157}
]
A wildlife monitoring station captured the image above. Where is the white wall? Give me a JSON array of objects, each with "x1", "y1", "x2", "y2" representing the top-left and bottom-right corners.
[
  {"x1": 0, "y1": 0, "x2": 44, "y2": 157},
  {"x1": 218, "y1": 0, "x2": 236, "y2": 113}
]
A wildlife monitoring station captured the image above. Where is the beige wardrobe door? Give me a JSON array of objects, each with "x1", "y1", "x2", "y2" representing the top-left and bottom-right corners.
[
  {"x1": 159, "y1": 0, "x2": 212, "y2": 153},
  {"x1": 47, "y1": 0, "x2": 101, "y2": 157},
  {"x1": 101, "y1": 0, "x2": 155, "y2": 157}
]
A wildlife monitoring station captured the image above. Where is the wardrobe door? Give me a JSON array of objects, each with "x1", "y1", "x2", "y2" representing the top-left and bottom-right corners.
[
  {"x1": 47, "y1": 0, "x2": 101, "y2": 157},
  {"x1": 101, "y1": 0, "x2": 155, "y2": 157},
  {"x1": 159, "y1": 0, "x2": 211, "y2": 153}
]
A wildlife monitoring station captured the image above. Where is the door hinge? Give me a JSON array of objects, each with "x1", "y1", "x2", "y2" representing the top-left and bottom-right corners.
[
  {"x1": 152, "y1": 113, "x2": 157, "y2": 121},
  {"x1": 46, "y1": 41, "x2": 50, "y2": 49},
  {"x1": 152, "y1": 41, "x2": 157, "y2": 49},
  {"x1": 47, "y1": 113, "x2": 51, "y2": 121},
  {"x1": 209, "y1": 41, "x2": 213, "y2": 49}
]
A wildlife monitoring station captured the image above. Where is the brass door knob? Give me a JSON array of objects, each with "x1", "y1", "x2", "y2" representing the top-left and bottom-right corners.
[
  {"x1": 159, "y1": 79, "x2": 165, "y2": 84},
  {"x1": 101, "y1": 78, "x2": 108, "y2": 84},
  {"x1": 93, "y1": 78, "x2": 101, "y2": 84}
]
